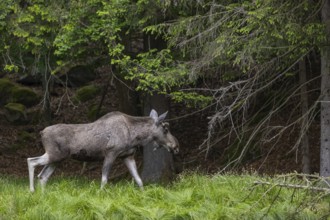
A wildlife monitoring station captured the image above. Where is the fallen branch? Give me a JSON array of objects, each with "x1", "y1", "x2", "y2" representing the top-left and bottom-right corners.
[{"x1": 254, "y1": 180, "x2": 330, "y2": 193}]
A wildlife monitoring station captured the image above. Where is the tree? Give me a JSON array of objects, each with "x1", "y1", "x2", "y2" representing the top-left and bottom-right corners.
[
  {"x1": 299, "y1": 57, "x2": 310, "y2": 174},
  {"x1": 141, "y1": 93, "x2": 175, "y2": 184},
  {"x1": 156, "y1": 0, "x2": 325, "y2": 171},
  {"x1": 0, "y1": 0, "x2": 193, "y2": 184},
  {"x1": 320, "y1": 0, "x2": 330, "y2": 177},
  {"x1": 0, "y1": 1, "x2": 67, "y2": 123}
]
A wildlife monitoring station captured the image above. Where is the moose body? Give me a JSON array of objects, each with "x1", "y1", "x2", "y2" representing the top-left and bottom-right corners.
[{"x1": 27, "y1": 110, "x2": 179, "y2": 192}]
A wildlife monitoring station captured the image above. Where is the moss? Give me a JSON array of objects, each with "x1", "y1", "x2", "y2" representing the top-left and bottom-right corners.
[
  {"x1": 11, "y1": 87, "x2": 39, "y2": 107},
  {"x1": 0, "y1": 78, "x2": 15, "y2": 105},
  {"x1": 17, "y1": 130, "x2": 36, "y2": 145},
  {"x1": 5, "y1": 102, "x2": 26, "y2": 112},
  {"x1": 4, "y1": 102, "x2": 27, "y2": 123},
  {"x1": 0, "y1": 78, "x2": 39, "y2": 107},
  {"x1": 74, "y1": 85, "x2": 101, "y2": 103},
  {"x1": 87, "y1": 104, "x2": 107, "y2": 121}
]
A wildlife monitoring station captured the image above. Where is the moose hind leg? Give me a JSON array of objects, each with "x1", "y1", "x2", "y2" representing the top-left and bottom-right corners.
[
  {"x1": 38, "y1": 164, "x2": 56, "y2": 191},
  {"x1": 27, "y1": 153, "x2": 50, "y2": 192},
  {"x1": 124, "y1": 156, "x2": 143, "y2": 189}
]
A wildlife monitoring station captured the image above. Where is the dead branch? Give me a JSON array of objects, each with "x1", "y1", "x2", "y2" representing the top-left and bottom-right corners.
[{"x1": 253, "y1": 180, "x2": 330, "y2": 193}]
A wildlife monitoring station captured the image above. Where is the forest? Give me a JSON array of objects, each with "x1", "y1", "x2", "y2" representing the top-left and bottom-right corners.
[{"x1": 1, "y1": 0, "x2": 330, "y2": 219}]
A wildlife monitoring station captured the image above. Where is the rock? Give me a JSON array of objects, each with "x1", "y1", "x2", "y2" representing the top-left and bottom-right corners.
[
  {"x1": 87, "y1": 104, "x2": 107, "y2": 121},
  {"x1": 0, "y1": 78, "x2": 40, "y2": 107},
  {"x1": 16, "y1": 74, "x2": 40, "y2": 85},
  {"x1": 0, "y1": 79, "x2": 15, "y2": 106},
  {"x1": 11, "y1": 87, "x2": 39, "y2": 107},
  {"x1": 61, "y1": 66, "x2": 96, "y2": 87},
  {"x1": 4, "y1": 103, "x2": 27, "y2": 123},
  {"x1": 74, "y1": 85, "x2": 101, "y2": 103}
]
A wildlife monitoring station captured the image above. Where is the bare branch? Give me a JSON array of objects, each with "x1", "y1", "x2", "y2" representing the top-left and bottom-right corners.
[{"x1": 253, "y1": 181, "x2": 330, "y2": 192}]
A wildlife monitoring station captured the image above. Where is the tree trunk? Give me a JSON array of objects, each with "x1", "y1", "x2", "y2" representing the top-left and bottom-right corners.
[
  {"x1": 141, "y1": 93, "x2": 175, "y2": 184},
  {"x1": 320, "y1": 0, "x2": 330, "y2": 177},
  {"x1": 115, "y1": 77, "x2": 139, "y2": 116},
  {"x1": 42, "y1": 58, "x2": 52, "y2": 124},
  {"x1": 299, "y1": 58, "x2": 310, "y2": 174}
]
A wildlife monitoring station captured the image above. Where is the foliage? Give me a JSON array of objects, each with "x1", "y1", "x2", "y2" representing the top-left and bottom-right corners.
[
  {"x1": 125, "y1": 49, "x2": 187, "y2": 93},
  {"x1": 148, "y1": 0, "x2": 327, "y2": 165},
  {"x1": 123, "y1": 48, "x2": 212, "y2": 107},
  {"x1": 0, "y1": 0, "x2": 211, "y2": 107},
  {"x1": 156, "y1": 0, "x2": 324, "y2": 75},
  {"x1": 0, "y1": 1, "x2": 327, "y2": 172},
  {"x1": 1, "y1": 0, "x2": 64, "y2": 75},
  {"x1": 0, "y1": 173, "x2": 328, "y2": 219}
]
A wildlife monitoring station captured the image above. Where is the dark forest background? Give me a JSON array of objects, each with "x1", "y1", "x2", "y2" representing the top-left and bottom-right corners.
[{"x1": 1, "y1": 0, "x2": 330, "y2": 183}]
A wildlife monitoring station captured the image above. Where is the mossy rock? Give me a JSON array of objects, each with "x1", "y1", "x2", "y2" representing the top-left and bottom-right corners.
[
  {"x1": 0, "y1": 78, "x2": 15, "y2": 105},
  {"x1": 62, "y1": 65, "x2": 96, "y2": 87},
  {"x1": 0, "y1": 78, "x2": 39, "y2": 107},
  {"x1": 74, "y1": 85, "x2": 101, "y2": 103},
  {"x1": 4, "y1": 102, "x2": 27, "y2": 123},
  {"x1": 11, "y1": 87, "x2": 39, "y2": 107},
  {"x1": 87, "y1": 104, "x2": 107, "y2": 121}
]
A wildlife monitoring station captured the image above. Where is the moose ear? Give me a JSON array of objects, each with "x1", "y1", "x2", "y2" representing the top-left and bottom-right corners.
[
  {"x1": 158, "y1": 111, "x2": 168, "y2": 123},
  {"x1": 149, "y1": 109, "x2": 158, "y2": 121}
]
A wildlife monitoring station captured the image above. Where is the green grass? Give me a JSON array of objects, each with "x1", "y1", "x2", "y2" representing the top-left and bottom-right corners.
[{"x1": 0, "y1": 173, "x2": 329, "y2": 220}]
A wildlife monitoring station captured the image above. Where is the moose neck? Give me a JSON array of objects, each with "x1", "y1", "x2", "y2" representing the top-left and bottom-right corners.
[{"x1": 126, "y1": 117, "x2": 156, "y2": 146}]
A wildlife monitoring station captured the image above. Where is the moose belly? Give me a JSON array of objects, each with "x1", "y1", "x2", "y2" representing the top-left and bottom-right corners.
[{"x1": 70, "y1": 149, "x2": 104, "y2": 162}]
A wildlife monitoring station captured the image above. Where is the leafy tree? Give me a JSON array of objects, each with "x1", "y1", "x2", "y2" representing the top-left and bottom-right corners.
[
  {"x1": 0, "y1": 0, "x2": 202, "y2": 183},
  {"x1": 0, "y1": 0, "x2": 69, "y2": 122},
  {"x1": 4, "y1": 0, "x2": 327, "y2": 178},
  {"x1": 155, "y1": 0, "x2": 326, "y2": 172}
]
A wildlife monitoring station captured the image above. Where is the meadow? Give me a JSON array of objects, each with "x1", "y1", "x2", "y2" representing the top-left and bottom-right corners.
[{"x1": 0, "y1": 173, "x2": 329, "y2": 220}]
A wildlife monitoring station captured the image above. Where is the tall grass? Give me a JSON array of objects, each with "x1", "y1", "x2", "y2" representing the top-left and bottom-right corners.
[{"x1": 0, "y1": 173, "x2": 329, "y2": 219}]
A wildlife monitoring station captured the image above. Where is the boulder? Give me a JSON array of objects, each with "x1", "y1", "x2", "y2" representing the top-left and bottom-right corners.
[
  {"x1": 16, "y1": 74, "x2": 40, "y2": 85},
  {"x1": 4, "y1": 103, "x2": 27, "y2": 123},
  {"x1": 61, "y1": 65, "x2": 96, "y2": 87},
  {"x1": 87, "y1": 104, "x2": 107, "y2": 121},
  {"x1": 0, "y1": 78, "x2": 39, "y2": 107},
  {"x1": 74, "y1": 85, "x2": 101, "y2": 103},
  {"x1": 11, "y1": 87, "x2": 39, "y2": 107},
  {"x1": 0, "y1": 79, "x2": 15, "y2": 105}
]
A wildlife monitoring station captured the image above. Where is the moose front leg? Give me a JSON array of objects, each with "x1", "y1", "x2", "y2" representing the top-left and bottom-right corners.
[
  {"x1": 101, "y1": 154, "x2": 116, "y2": 189},
  {"x1": 124, "y1": 156, "x2": 143, "y2": 189}
]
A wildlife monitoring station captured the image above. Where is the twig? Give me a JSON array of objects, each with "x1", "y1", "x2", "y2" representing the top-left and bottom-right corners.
[{"x1": 253, "y1": 180, "x2": 330, "y2": 192}]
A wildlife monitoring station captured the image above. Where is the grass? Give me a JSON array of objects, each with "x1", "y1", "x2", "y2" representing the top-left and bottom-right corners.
[{"x1": 0, "y1": 173, "x2": 329, "y2": 220}]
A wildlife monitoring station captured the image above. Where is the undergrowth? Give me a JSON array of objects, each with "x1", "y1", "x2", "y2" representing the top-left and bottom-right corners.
[{"x1": 0, "y1": 173, "x2": 329, "y2": 219}]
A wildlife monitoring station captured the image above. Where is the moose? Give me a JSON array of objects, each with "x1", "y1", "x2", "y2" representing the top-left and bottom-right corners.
[{"x1": 27, "y1": 109, "x2": 179, "y2": 192}]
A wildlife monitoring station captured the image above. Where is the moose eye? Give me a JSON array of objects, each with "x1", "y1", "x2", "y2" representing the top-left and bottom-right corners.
[{"x1": 161, "y1": 122, "x2": 169, "y2": 133}]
